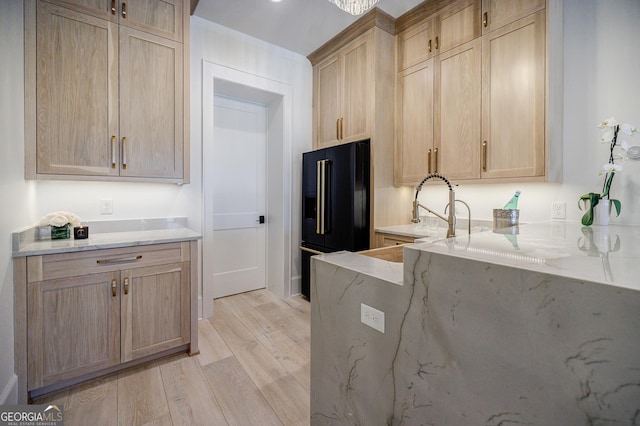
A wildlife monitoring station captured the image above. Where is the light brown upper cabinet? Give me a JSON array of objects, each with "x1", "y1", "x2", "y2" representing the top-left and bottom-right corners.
[
  {"x1": 434, "y1": 38, "x2": 482, "y2": 180},
  {"x1": 25, "y1": 0, "x2": 189, "y2": 182},
  {"x1": 481, "y1": 11, "x2": 545, "y2": 179},
  {"x1": 397, "y1": 0, "x2": 480, "y2": 71},
  {"x1": 481, "y1": 0, "x2": 545, "y2": 34},
  {"x1": 395, "y1": 59, "x2": 435, "y2": 185},
  {"x1": 314, "y1": 32, "x2": 370, "y2": 149}
]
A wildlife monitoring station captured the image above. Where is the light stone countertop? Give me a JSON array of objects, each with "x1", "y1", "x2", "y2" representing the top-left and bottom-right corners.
[
  {"x1": 12, "y1": 217, "x2": 201, "y2": 257},
  {"x1": 323, "y1": 221, "x2": 640, "y2": 292}
]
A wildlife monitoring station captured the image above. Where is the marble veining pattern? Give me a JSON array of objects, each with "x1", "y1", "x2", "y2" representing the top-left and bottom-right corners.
[{"x1": 311, "y1": 222, "x2": 640, "y2": 425}]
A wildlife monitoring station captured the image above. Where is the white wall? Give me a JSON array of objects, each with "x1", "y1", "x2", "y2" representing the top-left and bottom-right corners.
[{"x1": 416, "y1": 0, "x2": 640, "y2": 226}]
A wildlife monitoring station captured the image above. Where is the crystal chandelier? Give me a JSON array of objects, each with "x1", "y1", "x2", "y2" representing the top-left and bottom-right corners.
[{"x1": 328, "y1": 0, "x2": 379, "y2": 16}]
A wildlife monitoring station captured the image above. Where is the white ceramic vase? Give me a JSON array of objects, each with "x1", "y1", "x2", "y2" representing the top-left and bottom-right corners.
[{"x1": 593, "y1": 199, "x2": 611, "y2": 226}]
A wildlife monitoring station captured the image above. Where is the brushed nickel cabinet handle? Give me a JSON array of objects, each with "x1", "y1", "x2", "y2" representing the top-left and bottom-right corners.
[
  {"x1": 123, "y1": 277, "x2": 129, "y2": 295},
  {"x1": 111, "y1": 135, "x2": 116, "y2": 168},
  {"x1": 336, "y1": 118, "x2": 340, "y2": 140},
  {"x1": 427, "y1": 149, "x2": 432, "y2": 174},
  {"x1": 482, "y1": 141, "x2": 488, "y2": 172},
  {"x1": 122, "y1": 137, "x2": 127, "y2": 170},
  {"x1": 121, "y1": 2, "x2": 127, "y2": 18},
  {"x1": 111, "y1": 279, "x2": 117, "y2": 297},
  {"x1": 428, "y1": 39, "x2": 432, "y2": 53},
  {"x1": 111, "y1": 0, "x2": 116, "y2": 15},
  {"x1": 435, "y1": 36, "x2": 439, "y2": 50},
  {"x1": 97, "y1": 255, "x2": 142, "y2": 264},
  {"x1": 434, "y1": 147, "x2": 439, "y2": 173},
  {"x1": 339, "y1": 118, "x2": 343, "y2": 140},
  {"x1": 483, "y1": 12, "x2": 488, "y2": 28}
]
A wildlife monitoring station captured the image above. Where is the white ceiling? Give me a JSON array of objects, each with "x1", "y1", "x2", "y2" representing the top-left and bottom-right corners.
[{"x1": 193, "y1": 0, "x2": 425, "y2": 56}]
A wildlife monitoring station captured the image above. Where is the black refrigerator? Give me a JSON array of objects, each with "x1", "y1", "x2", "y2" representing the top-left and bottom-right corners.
[{"x1": 300, "y1": 140, "x2": 370, "y2": 299}]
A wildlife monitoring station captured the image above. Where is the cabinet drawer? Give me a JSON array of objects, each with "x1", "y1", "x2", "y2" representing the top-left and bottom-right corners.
[
  {"x1": 27, "y1": 242, "x2": 188, "y2": 282},
  {"x1": 377, "y1": 233, "x2": 416, "y2": 247}
]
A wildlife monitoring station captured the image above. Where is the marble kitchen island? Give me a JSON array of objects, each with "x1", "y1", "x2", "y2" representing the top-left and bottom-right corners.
[{"x1": 310, "y1": 222, "x2": 640, "y2": 425}]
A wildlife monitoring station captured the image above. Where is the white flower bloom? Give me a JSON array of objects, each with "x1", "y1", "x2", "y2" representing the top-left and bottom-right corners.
[
  {"x1": 598, "y1": 117, "x2": 618, "y2": 128},
  {"x1": 39, "y1": 211, "x2": 82, "y2": 227},
  {"x1": 600, "y1": 129, "x2": 615, "y2": 143},
  {"x1": 602, "y1": 163, "x2": 623, "y2": 174},
  {"x1": 620, "y1": 123, "x2": 638, "y2": 136}
]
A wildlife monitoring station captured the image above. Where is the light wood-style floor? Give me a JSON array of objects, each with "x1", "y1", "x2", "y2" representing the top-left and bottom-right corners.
[{"x1": 33, "y1": 289, "x2": 311, "y2": 426}]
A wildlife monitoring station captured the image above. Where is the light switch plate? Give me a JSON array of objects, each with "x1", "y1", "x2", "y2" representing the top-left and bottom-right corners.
[{"x1": 361, "y1": 303, "x2": 385, "y2": 333}]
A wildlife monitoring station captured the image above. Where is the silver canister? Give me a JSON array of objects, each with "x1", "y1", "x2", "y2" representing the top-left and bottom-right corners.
[{"x1": 493, "y1": 209, "x2": 519, "y2": 232}]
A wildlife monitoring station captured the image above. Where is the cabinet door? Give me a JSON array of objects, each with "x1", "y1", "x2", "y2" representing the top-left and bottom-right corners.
[
  {"x1": 481, "y1": 0, "x2": 545, "y2": 34},
  {"x1": 315, "y1": 56, "x2": 341, "y2": 149},
  {"x1": 341, "y1": 37, "x2": 369, "y2": 143},
  {"x1": 395, "y1": 59, "x2": 434, "y2": 186},
  {"x1": 121, "y1": 262, "x2": 189, "y2": 362},
  {"x1": 481, "y1": 11, "x2": 545, "y2": 179},
  {"x1": 119, "y1": 0, "x2": 184, "y2": 42},
  {"x1": 119, "y1": 27, "x2": 184, "y2": 179},
  {"x1": 398, "y1": 17, "x2": 436, "y2": 71},
  {"x1": 35, "y1": 1, "x2": 120, "y2": 177},
  {"x1": 435, "y1": 38, "x2": 481, "y2": 180},
  {"x1": 438, "y1": 0, "x2": 481, "y2": 54},
  {"x1": 27, "y1": 271, "x2": 121, "y2": 389}
]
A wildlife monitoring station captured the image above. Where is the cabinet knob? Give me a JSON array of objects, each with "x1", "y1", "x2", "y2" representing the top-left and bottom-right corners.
[
  {"x1": 435, "y1": 36, "x2": 439, "y2": 50},
  {"x1": 428, "y1": 39, "x2": 432, "y2": 53},
  {"x1": 111, "y1": 279, "x2": 117, "y2": 297},
  {"x1": 111, "y1": 0, "x2": 116, "y2": 15},
  {"x1": 483, "y1": 12, "x2": 488, "y2": 28},
  {"x1": 124, "y1": 277, "x2": 130, "y2": 295},
  {"x1": 121, "y1": 2, "x2": 127, "y2": 18}
]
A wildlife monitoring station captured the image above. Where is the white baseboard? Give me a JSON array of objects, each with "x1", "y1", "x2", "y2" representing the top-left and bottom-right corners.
[
  {"x1": 290, "y1": 275, "x2": 301, "y2": 296},
  {"x1": 0, "y1": 373, "x2": 18, "y2": 405}
]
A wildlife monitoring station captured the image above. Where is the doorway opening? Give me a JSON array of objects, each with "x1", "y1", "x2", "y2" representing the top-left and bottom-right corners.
[{"x1": 202, "y1": 62, "x2": 292, "y2": 318}]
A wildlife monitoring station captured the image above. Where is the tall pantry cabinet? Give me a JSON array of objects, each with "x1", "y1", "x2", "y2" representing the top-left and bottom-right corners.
[
  {"x1": 24, "y1": 0, "x2": 189, "y2": 182},
  {"x1": 309, "y1": 9, "x2": 414, "y2": 234}
]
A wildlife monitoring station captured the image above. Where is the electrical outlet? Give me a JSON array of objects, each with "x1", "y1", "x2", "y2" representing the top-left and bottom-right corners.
[
  {"x1": 551, "y1": 201, "x2": 566, "y2": 219},
  {"x1": 361, "y1": 303, "x2": 385, "y2": 333},
  {"x1": 99, "y1": 198, "x2": 113, "y2": 215}
]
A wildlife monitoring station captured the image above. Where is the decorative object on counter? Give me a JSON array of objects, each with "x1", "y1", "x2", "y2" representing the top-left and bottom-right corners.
[
  {"x1": 579, "y1": 117, "x2": 637, "y2": 226},
  {"x1": 73, "y1": 226, "x2": 89, "y2": 240},
  {"x1": 494, "y1": 190, "x2": 520, "y2": 231},
  {"x1": 503, "y1": 190, "x2": 521, "y2": 210},
  {"x1": 39, "y1": 211, "x2": 82, "y2": 240},
  {"x1": 328, "y1": 0, "x2": 378, "y2": 15}
]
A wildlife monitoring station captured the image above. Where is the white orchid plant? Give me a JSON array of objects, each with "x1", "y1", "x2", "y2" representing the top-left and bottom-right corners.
[
  {"x1": 579, "y1": 117, "x2": 638, "y2": 226},
  {"x1": 39, "y1": 211, "x2": 82, "y2": 228}
]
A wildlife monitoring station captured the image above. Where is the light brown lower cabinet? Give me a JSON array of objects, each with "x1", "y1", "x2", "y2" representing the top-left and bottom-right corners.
[
  {"x1": 17, "y1": 241, "x2": 196, "y2": 400},
  {"x1": 375, "y1": 232, "x2": 416, "y2": 248}
]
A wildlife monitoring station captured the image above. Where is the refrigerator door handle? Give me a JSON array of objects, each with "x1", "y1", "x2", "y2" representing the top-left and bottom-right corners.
[
  {"x1": 320, "y1": 160, "x2": 326, "y2": 235},
  {"x1": 316, "y1": 160, "x2": 322, "y2": 234},
  {"x1": 300, "y1": 246, "x2": 324, "y2": 255}
]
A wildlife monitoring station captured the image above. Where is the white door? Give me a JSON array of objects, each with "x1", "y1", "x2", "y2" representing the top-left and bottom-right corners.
[{"x1": 210, "y1": 95, "x2": 267, "y2": 299}]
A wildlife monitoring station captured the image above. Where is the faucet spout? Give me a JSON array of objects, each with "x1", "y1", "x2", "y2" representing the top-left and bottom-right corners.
[{"x1": 412, "y1": 173, "x2": 457, "y2": 238}]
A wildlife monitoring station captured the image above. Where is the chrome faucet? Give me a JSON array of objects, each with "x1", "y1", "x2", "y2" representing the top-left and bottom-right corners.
[{"x1": 412, "y1": 173, "x2": 457, "y2": 238}]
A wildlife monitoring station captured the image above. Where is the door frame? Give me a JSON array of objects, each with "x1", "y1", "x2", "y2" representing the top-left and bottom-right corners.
[{"x1": 202, "y1": 61, "x2": 293, "y2": 318}]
